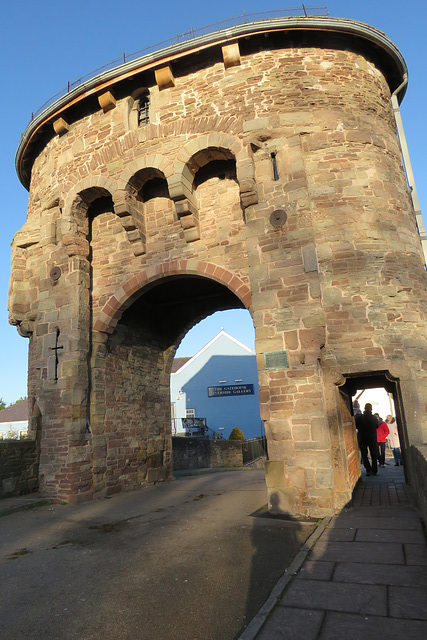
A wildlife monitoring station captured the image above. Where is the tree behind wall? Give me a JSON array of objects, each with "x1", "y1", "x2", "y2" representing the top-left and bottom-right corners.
[{"x1": 229, "y1": 427, "x2": 244, "y2": 441}]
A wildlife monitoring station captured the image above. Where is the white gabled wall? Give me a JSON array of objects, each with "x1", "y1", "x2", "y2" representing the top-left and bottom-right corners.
[{"x1": 171, "y1": 330, "x2": 262, "y2": 439}]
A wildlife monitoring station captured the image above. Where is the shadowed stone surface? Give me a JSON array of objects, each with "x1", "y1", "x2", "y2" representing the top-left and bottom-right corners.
[
  {"x1": 310, "y1": 541, "x2": 405, "y2": 564},
  {"x1": 257, "y1": 608, "x2": 324, "y2": 640},
  {"x1": 279, "y1": 580, "x2": 387, "y2": 615},
  {"x1": 404, "y1": 544, "x2": 427, "y2": 566},
  {"x1": 319, "y1": 612, "x2": 427, "y2": 640},
  {"x1": 389, "y1": 586, "x2": 427, "y2": 619},
  {"x1": 297, "y1": 561, "x2": 335, "y2": 581},
  {"x1": 355, "y1": 529, "x2": 426, "y2": 543},
  {"x1": 321, "y1": 527, "x2": 356, "y2": 542},
  {"x1": 333, "y1": 562, "x2": 427, "y2": 587},
  {"x1": 331, "y1": 515, "x2": 423, "y2": 530}
]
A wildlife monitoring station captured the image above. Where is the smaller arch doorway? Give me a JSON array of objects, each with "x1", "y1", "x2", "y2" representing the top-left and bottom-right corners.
[
  {"x1": 340, "y1": 372, "x2": 408, "y2": 483},
  {"x1": 95, "y1": 272, "x2": 257, "y2": 495}
]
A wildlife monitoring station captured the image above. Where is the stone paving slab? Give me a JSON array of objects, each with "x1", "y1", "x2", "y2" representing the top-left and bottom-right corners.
[
  {"x1": 297, "y1": 561, "x2": 335, "y2": 581},
  {"x1": 320, "y1": 527, "x2": 356, "y2": 542},
  {"x1": 318, "y1": 612, "x2": 427, "y2": 640},
  {"x1": 342, "y1": 506, "x2": 419, "y2": 518},
  {"x1": 333, "y1": 562, "x2": 427, "y2": 587},
  {"x1": 330, "y1": 515, "x2": 422, "y2": 529},
  {"x1": 256, "y1": 607, "x2": 324, "y2": 640},
  {"x1": 404, "y1": 543, "x2": 427, "y2": 565},
  {"x1": 355, "y1": 528, "x2": 426, "y2": 543},
  {"x1": 257, "y1": 607, "x2": 325, "y2": 640},
  {"x1": 309, "y1": 540, "x2": 405, "y2": 564},
  {"x1": 389, "y1": 585, "x2": 427, "y2": 620},
  {"x1": 278, "y1": 580, "x2": 387, "y2": 616}
]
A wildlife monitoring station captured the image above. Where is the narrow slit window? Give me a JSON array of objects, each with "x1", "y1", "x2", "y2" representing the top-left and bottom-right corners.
[
  {"x1": 271, "y1": 152, "x2": 279, "y2": 181},
  {"x1": 138, "y1": 94, "x2": 150, "y2": 126}
]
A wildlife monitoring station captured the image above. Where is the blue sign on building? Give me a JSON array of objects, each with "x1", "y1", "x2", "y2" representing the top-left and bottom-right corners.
[{"x1": 208, "y1": 384, "x2": 254, "y2": 397}]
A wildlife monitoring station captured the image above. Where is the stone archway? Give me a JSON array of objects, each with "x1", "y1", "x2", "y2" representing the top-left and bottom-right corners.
[
  {"x1": 89, "y1": 268, "x2": 252, "y2": 497},
  {"x1": 94, "y1": 261, "x2": 251, "y2": 333}
]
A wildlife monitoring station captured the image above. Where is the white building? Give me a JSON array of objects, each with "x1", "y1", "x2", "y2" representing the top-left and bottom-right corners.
[
  {"x1": 0, "y1": 399, "x2": 29, "y2": 439},
  {"x1": 170, "y1": 330, "x2": 262, "y2": 440}
]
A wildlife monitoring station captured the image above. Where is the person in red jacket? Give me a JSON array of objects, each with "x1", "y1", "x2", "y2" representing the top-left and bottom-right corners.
[{"x1": 376, "y1": 416, "x2": 390, "y2": 468}]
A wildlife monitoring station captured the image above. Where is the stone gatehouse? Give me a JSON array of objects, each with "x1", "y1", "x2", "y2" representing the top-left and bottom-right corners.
[{"x1": 9, "y1": 16, "x2": 427, "y2": 516}]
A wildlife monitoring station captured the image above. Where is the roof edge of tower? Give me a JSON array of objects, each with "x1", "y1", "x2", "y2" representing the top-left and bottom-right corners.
[{"x1": 16, "y1": 16, "x2": 408, "y2": 190}]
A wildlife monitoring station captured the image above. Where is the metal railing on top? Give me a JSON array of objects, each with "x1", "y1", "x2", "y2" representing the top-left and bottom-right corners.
[{"x1": 28, "y1": 5, "x2": 328, "y2": 124}]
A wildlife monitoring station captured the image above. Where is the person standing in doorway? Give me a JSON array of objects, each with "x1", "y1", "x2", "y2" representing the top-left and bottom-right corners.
[
  {"x1": 376, "y1": 416, "x2": 389, "y2": 468},
  {"x1": 386, "y1": 415, "x2": 403, "y2": 466},
  {"x1": 353, "y1": 399, "x2": 362, "y2": 416},
  {"x1": 355, "y1": 403, "x2": 379, "y2": 476}
]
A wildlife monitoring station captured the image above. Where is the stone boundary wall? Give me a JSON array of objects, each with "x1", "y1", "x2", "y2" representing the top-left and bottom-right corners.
[
  {"x1": 407, "y1": 445, "x2": 427, "y2": 528},
  {"x1": 0, "y1": 440, "x2": 39, "y2": 497},
  {"x1": 172, "y1": 437, "x2": 243, "y2": 470}
]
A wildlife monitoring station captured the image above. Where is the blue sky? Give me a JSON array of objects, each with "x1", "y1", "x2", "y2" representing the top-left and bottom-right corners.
[{"x1": 1, "y1": 1, "x2": 426, "y2": 404}]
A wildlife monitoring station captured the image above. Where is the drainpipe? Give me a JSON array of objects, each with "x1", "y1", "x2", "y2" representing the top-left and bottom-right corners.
[{"x1": 391, "y1": 74, "x2": 427, "y2": 265}]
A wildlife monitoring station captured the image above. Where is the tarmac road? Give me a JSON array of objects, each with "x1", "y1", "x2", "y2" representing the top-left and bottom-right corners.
[{"x1": 0, "y1": 469, "x2": 315, "y2": 640}]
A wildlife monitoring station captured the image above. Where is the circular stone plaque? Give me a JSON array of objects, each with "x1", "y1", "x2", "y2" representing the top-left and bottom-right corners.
[
  {"x1": 50, "y1": 266, "x2": 62, "y2": 281},
  {"x1": 270, "y1": 209, "x2": 287, "y2": 227}
]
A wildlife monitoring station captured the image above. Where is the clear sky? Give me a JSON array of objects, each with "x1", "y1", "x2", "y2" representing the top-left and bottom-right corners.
[{"x1": 1, "y1": 1, "x2": 426, "y2": 404}]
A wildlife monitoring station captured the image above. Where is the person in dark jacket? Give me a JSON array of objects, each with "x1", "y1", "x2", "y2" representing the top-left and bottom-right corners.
[{"x1": 355, "y1": 403, "x2": 379, "y2": 476}]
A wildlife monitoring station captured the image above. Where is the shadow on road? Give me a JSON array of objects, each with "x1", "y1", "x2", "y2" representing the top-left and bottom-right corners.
[{"x1": 0, "y1": 471, "x2": 316, "y2": 640}]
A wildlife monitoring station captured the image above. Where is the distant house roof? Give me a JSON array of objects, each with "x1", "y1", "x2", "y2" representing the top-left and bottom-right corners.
[
  {"x1": 171, "y1": 358, "x2": 191, "y2": 373},
  {"x1": 171, "y1": 329, "x2": 253, "y2": 375},
  {"x1": 0, "y1": 399, "x2": 29, "y2": 423}
]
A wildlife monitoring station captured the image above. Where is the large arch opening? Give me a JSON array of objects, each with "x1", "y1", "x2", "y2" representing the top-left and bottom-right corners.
[{"x1": 99, "y1": 274, "x2": 256, "y2": 493}]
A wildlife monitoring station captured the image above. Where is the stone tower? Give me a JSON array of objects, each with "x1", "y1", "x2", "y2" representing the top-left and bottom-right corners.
[{"x1": 10, "y1": 16, "x2": 427, "y2": 515}]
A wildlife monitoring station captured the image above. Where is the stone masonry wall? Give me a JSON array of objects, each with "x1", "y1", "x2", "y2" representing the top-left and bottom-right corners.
[
  {"x1": 9, "y1": 32, "x2": 427, "y2": 515},
  {"x1": 0, "y1": 440, "x2": 39, "y2": 497},
  {"x1": 172, "y1": 437, "x2": 243, "y2": 471}
]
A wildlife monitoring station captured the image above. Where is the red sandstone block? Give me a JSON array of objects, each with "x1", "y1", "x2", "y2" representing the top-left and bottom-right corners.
[
  {"x1": 365, "y1": 347, "x2": 383, "y2": 356},
  {"x1": 123, "y1": 278, "x2": 139, "y2": 294},
  {"x1": 204, "y1": 262, "x2": 216, "y2": 275},
  {"x1": 270, "y1": 401, "x2": 294, "y2": 411},
  {"x1": 287, "y1": 369, "x2": 316, "y2": 378},
  {"x1": 228, "y1": 276, "x2": 243, "y2": 293},
  {"x1": 327, "y1": 311, "x2": 350, "y2": 319},
  {"x1": 144, "y1": 266, "x2": 158, "y2": 280},
  {"x1": 213, "y1": 265, "x2": 226, "y2": 280},
  {"x1": 136, "y1": 272, "x2": 148, "y2": 285},
  {"x1": 259, "y1": 390, "x2": 270, "y2": 403},
  {"x1": 241, "y1": 291, "x2": 252, "y2": 308},
  {"x1": 167, "y1": 260, "x2": 179, "y2": 273},
  {"x1": 269, "y1": 371, "x2": 286, "y2": 380},
  {"x1": 220, "y1": 270, "x2": 233, "y2": 284}
]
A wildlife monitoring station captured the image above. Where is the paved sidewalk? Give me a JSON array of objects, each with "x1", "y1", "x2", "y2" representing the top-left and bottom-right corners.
[{"x1": 241, "y1": 456, "x2": 427, "y2": 639}]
